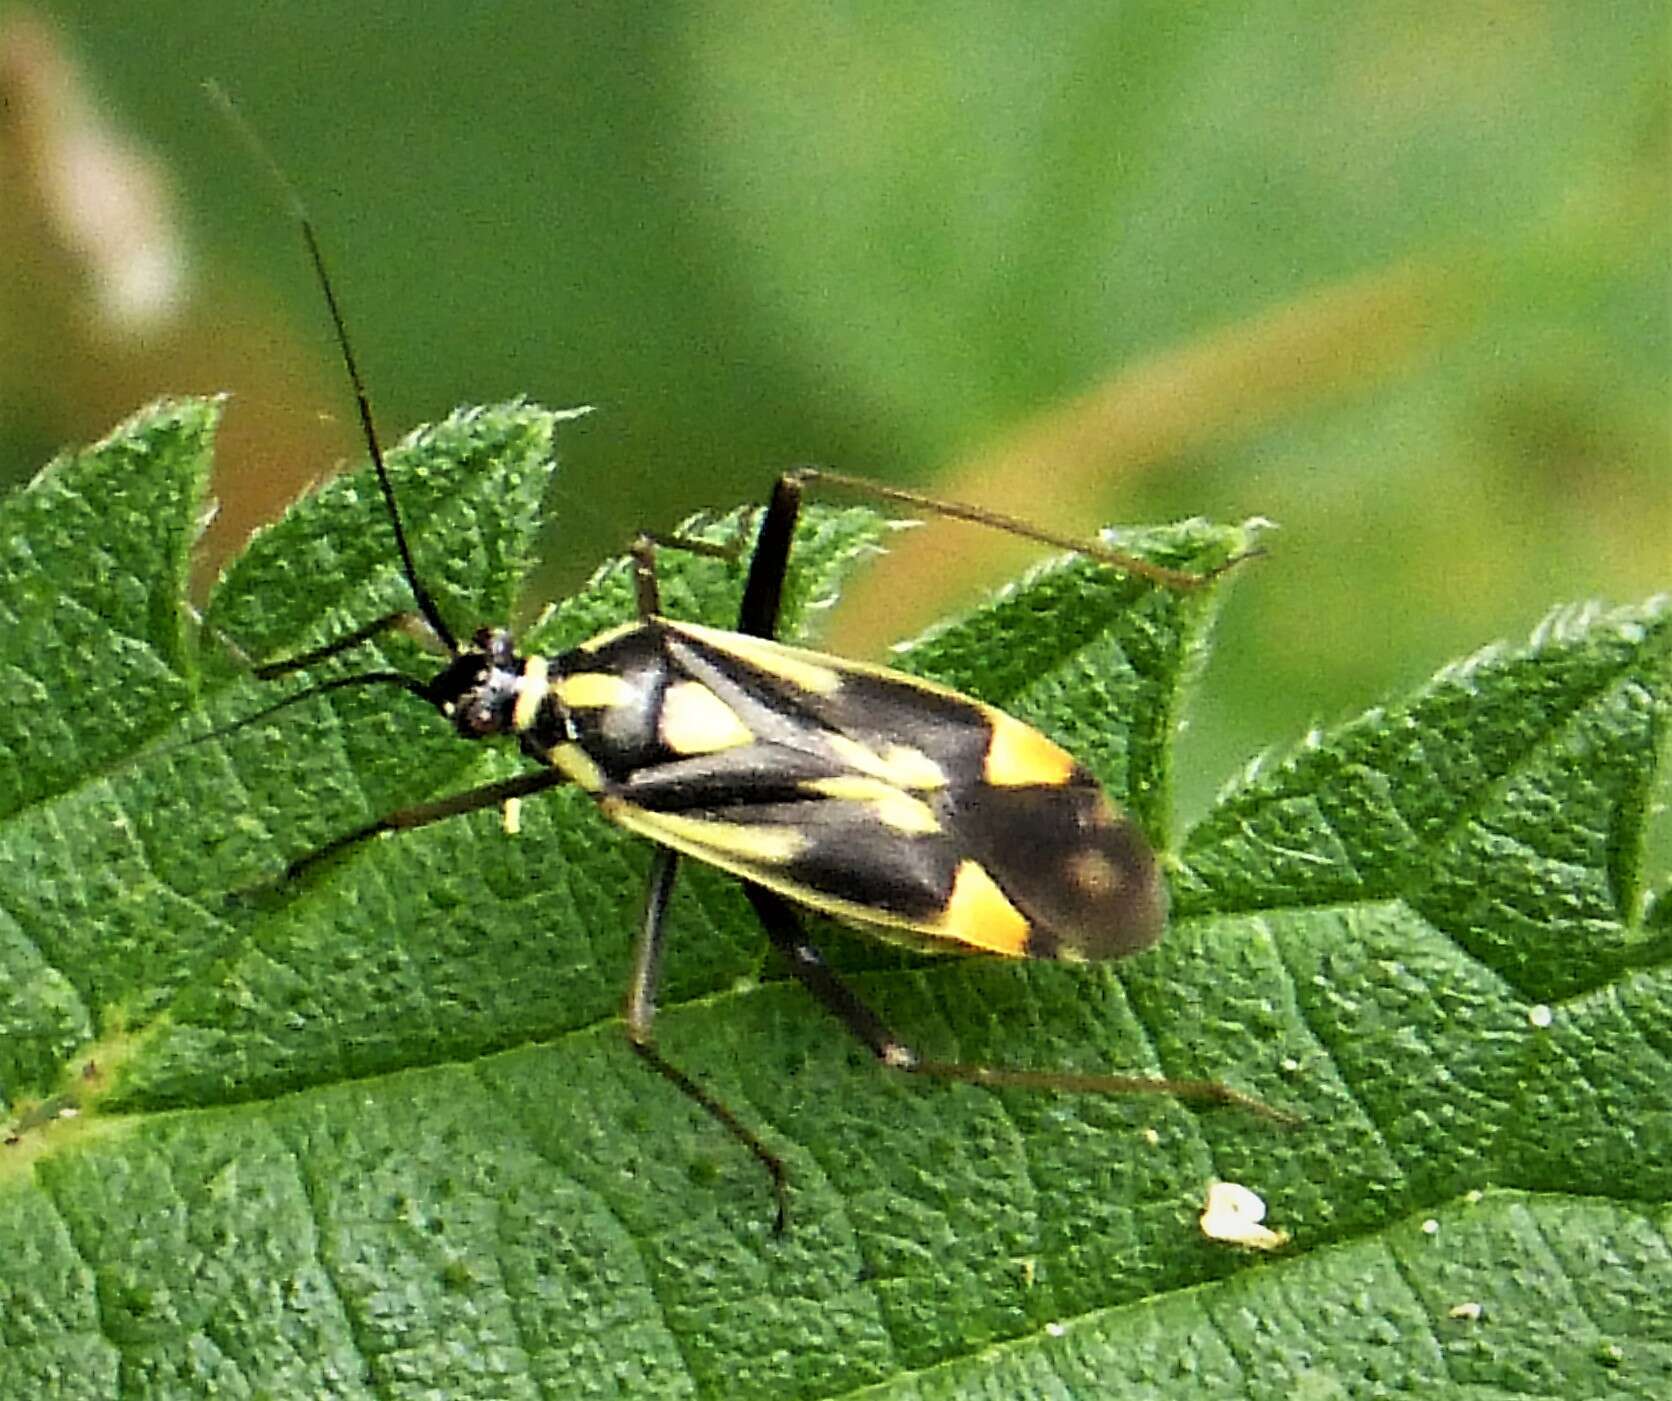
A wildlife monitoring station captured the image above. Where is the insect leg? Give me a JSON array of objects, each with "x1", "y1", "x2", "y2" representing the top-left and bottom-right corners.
[
  {"x1": 628, "y1": 536, "x2": 663, "y2": 618},
  {"x1": 629, "y1": 531, "x2": 746, "y2": 619},
  {"x1": 625, "y1": 848, "x2": 791, "y2": 1232},
  {"x1": 736, "y1": 474, "x2": 803, "y2": 639},
  {"x1": 780, "y1": 466, "x2": 1255, "y2": 591},
  {"x1": 283, "y1": 767, "x2": 572, "y2": 883},
  {"x1": 742, "y1": 886, "x2": 898, "y2": 1056},
  {"x1": 732, "y1": 463, "x2": 1256, "y2": 643},
  {"x1": 743, "y1": 886, "x2": 1296, "y2": 1124}
]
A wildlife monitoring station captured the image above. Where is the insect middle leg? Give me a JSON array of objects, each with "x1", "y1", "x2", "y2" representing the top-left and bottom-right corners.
[
  {"x1": 624, "y1": 848, "x2": 791, "y2": 1232},
  {"x1": 625, "y1": 527, "x2": 817, "y2": 1226}
]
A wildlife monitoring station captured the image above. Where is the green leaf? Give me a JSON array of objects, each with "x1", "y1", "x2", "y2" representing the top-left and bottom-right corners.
[
  {"x1": 0, "y1": 399, "x2": 210, "y2": 821},
  {"x1": 3, "y1": 402, "x2": 1667, "y2": 1398}
]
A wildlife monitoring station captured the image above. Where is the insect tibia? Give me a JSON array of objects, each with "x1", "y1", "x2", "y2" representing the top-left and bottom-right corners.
[
  {"x1": 908, "y1": 1058, "x2": 1300, "y2": 1125},
  {"x1": 284, "y1": 768, "x2": 575, "y2": 885},
  {"x1": 1190, "y1": 542, "x2": 1268, "y2": 586},
  {"x1": 779, "y1": 467, "x2": 1252, "y2": 591}
]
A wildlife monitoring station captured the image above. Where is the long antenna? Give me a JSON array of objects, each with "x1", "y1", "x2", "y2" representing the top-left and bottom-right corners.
[{"x1": 205, "y1": 81, "x2": 460, "y2": 655}]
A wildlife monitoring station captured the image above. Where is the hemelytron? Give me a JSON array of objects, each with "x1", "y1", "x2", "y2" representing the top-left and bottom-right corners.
[{"x1": 210, "y1": 88, "x2": 1287, "y2": 1230}]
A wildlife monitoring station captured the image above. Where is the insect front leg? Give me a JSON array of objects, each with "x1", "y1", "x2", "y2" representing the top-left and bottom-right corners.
[
  {"x1": 624, "y1": 849, "x2": 791, "y2": 1232},
  {"x1": 283, "y1": 768, "x2": 572, "y2": 883}
]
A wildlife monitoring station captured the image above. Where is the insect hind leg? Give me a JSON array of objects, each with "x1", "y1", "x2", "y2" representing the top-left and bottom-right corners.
[
  {"x1": 731, "y1": 464, "x2": 1264, "y2": 646},
  {"x1": 736, "y1": 474, "x2": 805, "y2": 640},
  {"x1": 777, "y1": 466, "x2": 1258, "y2": 595},
  {"x1": 742, "y1": 885, "x2": 1297, "y2": 1125}
]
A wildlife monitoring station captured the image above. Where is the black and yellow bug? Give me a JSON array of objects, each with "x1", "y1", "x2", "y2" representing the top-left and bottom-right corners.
[{"x1": 213, "y1": 90, "x2": 1282, "y2": 1230}]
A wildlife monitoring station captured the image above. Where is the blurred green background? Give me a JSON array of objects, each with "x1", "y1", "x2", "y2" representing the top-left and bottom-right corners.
[{"x1": 2, "y1": 1, "x2": 1666, "y2": 847}]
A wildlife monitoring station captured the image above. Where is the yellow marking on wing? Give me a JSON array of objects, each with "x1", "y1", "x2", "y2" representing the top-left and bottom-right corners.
[
  {"x1": 878, "y1": 743, "x2": 947, "y2": 789},
  {"x1": 825, "y1": 735, "x2": 948, "y2": 790},
  {"x1": 512, "y1": 655, "x2": 549, "y2": 732},
  {"x1": 555, "y1": 671, "x2": 638, "y2": 710},
  {"x1": 940, "y1": 859, "x2": 1032, "y2": 956},
  {"x1": 983, "y1": 712, "x2": 1077, "y2": 787},
  {"x1": 660, "y1": 681, "x2": 754, "y2": 754},
  {"x1": 600, "y1": 795, "x2": 997, "y2": 955},
  {"x1": 670, "y1": 620, "x2": 843, "y2": 694},
  {"x1": 602, "y1": 801, "x2": 807, "y2": 865},
  {"x1": 803, "y1": 776, "x2": 941, "y2": 834},
  {"x1": 549, "y1": 742, "x2": 606, "y2": 792},
  {"x1": 826, "y1": 735, "x2": 891, "y2": 781}
]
